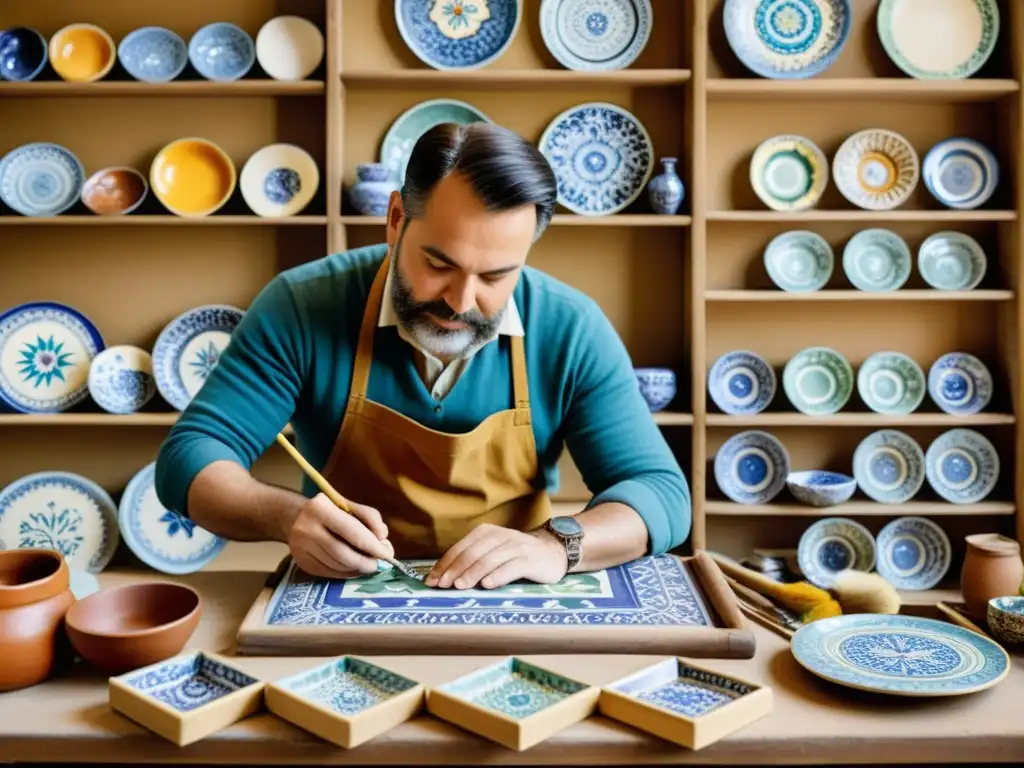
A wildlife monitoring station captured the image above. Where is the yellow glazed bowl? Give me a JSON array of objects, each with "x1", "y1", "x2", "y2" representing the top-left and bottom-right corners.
[
  {"x1": 48, "y1": 23, "x2": 116, "y2": 82},
  {"x1": 150, "y1": 138, "x2": 236, "y2": 217}
]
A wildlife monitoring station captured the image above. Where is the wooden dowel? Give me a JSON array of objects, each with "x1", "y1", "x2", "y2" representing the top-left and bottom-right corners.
[{"x1": 692, "y1": 549, "x2": 746, "y2": 631}]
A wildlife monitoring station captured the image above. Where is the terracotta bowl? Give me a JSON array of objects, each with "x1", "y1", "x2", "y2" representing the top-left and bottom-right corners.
[
  {"x1": 64, "y1": 581, "x2": 201, "y2": 674},
  {"x1": 82, "y1": 167, "x2": 148, "y2": 215}
]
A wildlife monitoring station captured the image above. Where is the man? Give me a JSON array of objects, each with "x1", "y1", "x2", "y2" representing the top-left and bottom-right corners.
[{"x1": 155, "y1": 122, "x2": 690, "y2": 591}]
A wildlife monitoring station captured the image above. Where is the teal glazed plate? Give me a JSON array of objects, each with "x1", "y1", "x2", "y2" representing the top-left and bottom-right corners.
[
  {"x1": 783, "y1": 346, "x2": 853, "y2": 414},
  {"x1": 750, "y1": 134, "x2": 828, "y2": 212},
  {"x1": 763, "y1": 230, "x2": 833, "y2": 292},
  {"x1": 856, "y1": 351, "x2": 926, "y2": 415},
  {"x1": 917, "y1": 231, "x2": 987, "y2": 290},
  {"x1": 380, "y1": 98, "x2": 491, "y2": 185},
  {"x1": 842, "y1": 229, "x2": 911, "y2": 292}
]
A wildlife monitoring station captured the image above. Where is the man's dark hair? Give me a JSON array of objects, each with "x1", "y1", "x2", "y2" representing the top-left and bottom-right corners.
[{"x1": 401, "y1": 122, "x2": 557, "y2": 240}]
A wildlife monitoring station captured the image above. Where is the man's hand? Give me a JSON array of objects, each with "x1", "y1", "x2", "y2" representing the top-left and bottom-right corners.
[
  {"x1": 424, "y1": 524, "x2": 568, "y2": 590},
  {"x1": 287, "y1": 493, "x2": 395, "y2": 579}
]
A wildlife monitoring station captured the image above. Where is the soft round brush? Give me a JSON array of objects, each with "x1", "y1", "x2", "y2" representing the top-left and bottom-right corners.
[
  {"x1": 831, "y1": 569, "x2": 902, "y2": 614},
  {"x1": 708, "y1": 551, "x2": 841, "y2": 623}
]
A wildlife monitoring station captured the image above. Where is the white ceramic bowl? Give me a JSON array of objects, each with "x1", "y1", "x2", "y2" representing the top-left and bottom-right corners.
[
  {"x1": 255, "y1": 15, "x2": 324, "y2": 81},
  {"x1": 240, "y1": 143, "x2": 319, "y2": 217}
]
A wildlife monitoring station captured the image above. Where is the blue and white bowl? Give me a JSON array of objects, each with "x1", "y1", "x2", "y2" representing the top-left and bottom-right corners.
[
  {"x1": 396, "y1": 0, "x2": 522, "y2": 70},
  {"x1": 786, "y1": 470, "x2": 856, "y2": 507},
  {"x1": 118, "y1": 26, "x2": 188, "y2": 82},
  {"x1": 925, "y1": 428, "x2": 999, "y2": 504},
  {"x1": 539, "y1": 0, "x2": 652, "y2": 72},
  {"x1": 852, "y1": 429, "x2": 925, "y2": 504},
  {"x1": 797, "y1": 516, "x2": 875, "y2": 588},
  {"x1": 239, "y1": 143, "x2": 320, "y2": 218},
  {"x1": 763, "y1": 230, "x2": 833, "y2": 292},
  {"x1": 875, "y1": 516, "x2": 951, "y2": 591},
  {"x1": 714, "y1": 430, "x2": 790, "y2": 505},
  {"x1": 188, "y1": 22, "x2": 255, "y2": 81},
  {"x1": 922, "y1": 138, "x2": 999, "y2": 210},
  {"x1": 708, "y1": 350, "x2": 775, "y2": 415},
  {"x1": 0, "y1": 26, "x2": 48, "y2": 81},
  {"x1": 988, "y1": 597, "x2": 1024, "y2": 645},
  {"x1": 928, "y1": 352, "x2": 992, "y2": 416},
  {"x1": 87, "y1": 345, "x2": 157, "y2": 415},
  {"x1": 0, "y1": 142, "x2": 85, "y2": 217},
  {"x1": 635, "y1": 367, "x2": 675, "y2": 412}
]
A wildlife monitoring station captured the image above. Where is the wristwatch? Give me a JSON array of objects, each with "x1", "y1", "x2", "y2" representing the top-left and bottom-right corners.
[{"x1": 545, "y1": 515, "x2": 584, "y2": 570}]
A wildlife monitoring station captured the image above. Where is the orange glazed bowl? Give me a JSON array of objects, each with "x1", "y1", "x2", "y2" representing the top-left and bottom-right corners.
[
  {"x1": 150, "y1": 137, "x2": 236, "y2": 217},
  {"x1": 48, "y1": 23, "x2": 116, "y2": 82}
]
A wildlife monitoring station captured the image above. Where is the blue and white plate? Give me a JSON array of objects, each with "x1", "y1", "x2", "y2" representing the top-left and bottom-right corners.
[
  {"x1": 791, "y1": 614, "x2": 1010, "y2": 697},
  {"x1": 0, "y1": 301, "x2": 104, "y2": 413},
  {"x1": 749, "y1": 135, "x2": 828, "y2": 212},
  {"x1": 396, "y1": 0, "x2": 522, "y2": 70},
  {"x1": 917, "y1": 231, "x2": 987, "y2": 291},
  {"x1": 538, "y1": 102, "x2": 653, "y2": 216},
  {"x1": 928, "y1": 352, "x2": 992, "y2": 416},
  {"x1": 708, "y1": 350, "x2": 776, "y2": 415},
  {"x1": 380, "y1": 98, "x2": 491, "y2": 185},
  {"x1": 842, "y1": 228, "x2": 911, "y2": 292},
  {"x1": 925, "y1": 428, "x2": 999, "y2": 504},
  {"x1": 852, "y1": 429, "x2": 925, "y2": 504},
  {"x1": 875, "y1": 516, "x2": 951, "y2": 591},
  {"x1": 713, "y1": 430, "x2": 790, "y2": 505},
  {"x1": 152, "y1": 304, "x2": 245, "y2": 411},
  {"x1": 188, "y1": 22, "x2": 255, "y2": 81},
  {"x1": 0, "y1": 142, "x2": 85, "y2": 217},
  {"x1": 539, "y1": 0, "x2": 652, "y2": 71},
  {"x1": 119, "y1": 462, "x2": 227, "y2": 574},
  {"x1": 87, "y1": 344, "x2": 157, "y2": 415},
  {"x1": 0, "y1": 471, "x2": 119, "y2": 574},
  {"x1": 118, "y1": 26, "x2": 188, "y2": 82},
  {"x1": 763, "y1": 230, "x2": 833, "y2": 292},
  {"x1": 922, "y1": 138, "x2": 999, "y2": 210},
  {"x1": 723, "y1": 0, "x2": 851, "y2": 79},
  {"x1": 797, "y1": 516, "x2": 875, "y2": 588}
]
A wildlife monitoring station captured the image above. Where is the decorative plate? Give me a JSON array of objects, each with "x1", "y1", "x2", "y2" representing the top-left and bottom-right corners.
[
  {"x1": 922, "y1": 138, "x2": 998, "y2": 210},
  {"x1": 877, "y1": 0, "x2": 999, "y2": 80},
  {"x1": 927, "y1": 352, "x2": 992, "y2": 416},
  {"x1": 856, "y1": 351, "x2": 925, "y2": 415},
  {"x1": 117, "y1": 26, "x2": 188, "y2": 83},
  {"x1": 188, "y1": 21, "x2": 255, "y2": 81},
  {"x1": 240, "y1": 143, "x2": 320, "y2": 217},
  {"x1": 538, "y1": 102, "x2": 653, "y2": 216},
  {"x1": 924, "y1": 428, "x2": 999, "y2": 504},
  {"x1": 782, "y1": 346, "x2": 853, "y2": 414},
  {"x1": 395, "y1": 0, "x2": 522, "y2": 70},
  {"x1": 832, "y1": 129, "x2": 919, "y2": 211},
  {"x1": 119, "y1": 462, "x2": 226, "y2": 574},
  {"x1": 539, "y1": 0, "x2": 652, "y2": 71},
  {"x1": 0, "y1": 142, "x2": 85, "y2": 217},
  {"x1": 713, "y1": 430, "x2": 790, "y2": 505},
  {"x1": 797, "y1": 517, "x2": 875, "y2": 588},
  {"x1": 749, "y1": 135, "x2": 828, "y2": 212},
  {"x1": 152, "y1": 305, "x2": 245, "y2": 411},
  {"x1": 380, "y1": 98, "x2": 491, "y2": 185},
  {"x1": 0, "y1": 301, "x2": 105, "y2": 414},
  {"x1": 852, "y1": 429, "x2": 925, "y2": 504},
  {"x1": 723, "y1": 0, "x2": 851, "y2": 79},
  {"x1": 0, "y1": 470, "x2": 119, "y2": 573},
  {"x1": 917, "y1": 231, "x2": 987, "y2": 291},
  {"x1": 87, "y1": 344, "x2": 157, "y2": 415},
  {"x1": 763, "y1": 230, "x2": 833, "y2": 292},
  {"x1": 708, "y1": 350, "x2": 776, "y2": 415},
  {"x1": 875, "y1": 516, "x2": 951, "y2": 591},
  {"x1": 842, "y1": 228, "x2": 911, "y2": 292}
]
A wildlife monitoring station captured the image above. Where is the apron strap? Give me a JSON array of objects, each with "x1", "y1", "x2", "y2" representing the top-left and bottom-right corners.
[
  {"x1": 511, "y1": 335, "x2": 530, "y2": 412},
  {"x1": 350, "y1": 254, "x2": 391, "y2": 400}
]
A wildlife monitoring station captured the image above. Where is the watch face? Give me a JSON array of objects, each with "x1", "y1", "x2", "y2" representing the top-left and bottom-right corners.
[{"x1": 549, "y1": 515, "x2": 582, "y2": 537}]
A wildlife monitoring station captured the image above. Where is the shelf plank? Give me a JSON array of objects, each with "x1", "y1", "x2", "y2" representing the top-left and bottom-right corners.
[
  {"x1": 340, "y1": 214, "x2": 691, "y2": 227},
  {"x1": 705, "y1": 501, "x2": 1015, "y2": 516},
  {"x1": 707, "y1": 78, "x2": 1020, "y2": 102},
  {"x1": 653, "y1": 412, "x2": 693, "y2": 426},
  {"x1": 706, "y1": 413, "x2": 1015, "y2": 427},
  {"x1": 0, "y1": 81, "x2": 325, "y2": 97},
  {"x1": 708, "y1": 210, "x2": 1018, "y2": 222},
  {"x1": 342, "y1": 69, "x2": 692, "y2": 89},
  {"x1": 705, "y1": 289, "x2": 1015, "y2": 302},
  {"x1": 0, "y1": 215, "x2": 329, "y2": 226}
]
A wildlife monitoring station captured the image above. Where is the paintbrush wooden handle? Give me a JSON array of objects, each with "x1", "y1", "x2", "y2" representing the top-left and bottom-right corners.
[
  {"x1": 736, "y1": 599, "x2": 796, "y2": 640},
  {"x1": 275, "y1": 432, "x2": 352, "y2": 512},
  {"x1": 707, "y1": 551, "x2": 788, "y2": 597},
  {"x1": 937, "y1": 601, "x2": 989, "y2": 637},
  {"x1": 725, "y1": 574, "x2": 777, "y2": 612}
]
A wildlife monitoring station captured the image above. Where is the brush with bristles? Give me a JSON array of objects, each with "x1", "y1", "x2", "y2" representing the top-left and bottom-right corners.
[
  {"x1": 830, "y1": 569, "x2": 901, "y2": 614},
  {"x1": 708, "y1": 551, "x2": 841, "y2": 623}
]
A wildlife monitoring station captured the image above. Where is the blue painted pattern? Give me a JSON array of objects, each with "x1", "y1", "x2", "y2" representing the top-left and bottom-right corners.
[
  {"x1": 798, "y1": 517, "x2": 875, "y2": 588},
  {"x1": 264, "y1": 168, "x2": 301, "y2": 205},
  {"x1": 875, "y1": 516, "x2": 951, "y2": 591},
  {"x1": 839, "y1": 632, "x2": 962, "y2": 676},
  {"x1": 188, "y1": 22, "x2": 254, "y2": 81},
  {"x1": 118, "y1": 27, "x2": 188, "y2": 82},
  {"x1": 713, "y1": 430, "x2": 789, "y2": 504},
  {"x1": 88, "y1": 349, "x2": 156, "y2": 415},
  {"x1": 853, "y1": 429, "x2": 925, "y2": 504},
  {"x1": 637, "y1": 669, "x2": 750, "y2": 718},
  {"x1": 280, "y1": 657, "x2": 418, "y2": 716},
  {"x1": 708, "y1": 351, "x2": 775, "y2": 415},
  {"x1": 539, "y1": 0, "x2": 652, "y2": 71},
  {"x1": 397, "y1": 0, "x2": 520, "y2": 69},
  {"x1": 922, "y1": 138, "x2": 999, "y2": 210},
  {"x1": 442, "y1": 658, "x2": 583, "y2": 718},
  {"x1": 125, "y1": 652, "x2": 258, "y2": 712},
  {"x1": 0, "y1": 142, "x2": 86, "y2": 217},
  {"x1": 924, "y1": 428, "x2": 999, "y2": 504}
]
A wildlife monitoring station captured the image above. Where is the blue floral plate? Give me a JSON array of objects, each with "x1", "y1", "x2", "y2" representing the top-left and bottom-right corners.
[
  {"x1": 925, "y1": 428, "x2": 999, "y2": 504},
  {"x1": 0, "y1": 142, "x2": 85, "y2": 217},
  {"x1": 797, "y1": 516, "x2": 875, "y2": 588},
  {"x1": 87, "y1": 344, "x2": 157, "y2": 415},
  {"x1": 396, "y1": 0, "x2": 521, "y2": 70},
  {"x1": 539, "y1": 0, "x2": 652, "y2": 71},
  {"x1": 927, "y1": 352, "x2": 992, "y2": 416},
  {"x1": 708, "y1": 350, "x2": 776, "y2": 415},
  {"x1": 875, "y1": 516, "x2": 950, "y2": 591},
  {"x1": 922, "y1": 138, "x2": 999, "y2": 210},
  {"x1": 713, "y1": 430, "x2": 790, "y2": 504},
  {"x1": 852, "y1": 429, "x2": 925, "y2": 504}
]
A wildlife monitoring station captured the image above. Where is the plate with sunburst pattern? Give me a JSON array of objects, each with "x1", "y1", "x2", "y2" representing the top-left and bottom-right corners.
[{"x1": 832, "y1": 129, "x2": 919, "y2": 210}]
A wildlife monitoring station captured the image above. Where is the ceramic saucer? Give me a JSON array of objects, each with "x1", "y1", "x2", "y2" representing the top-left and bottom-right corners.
[
  {"x1": 708, "y1": 350, "x2": 776, "y2": 415},
  {"x1": 782, "y1": 346, "x2": 853, "y2": 415},
  {"x1": 917, "y1": 231, "x2": 987, "y2": 291},
  {"x1": 117, "y1": 26, "x2": 188, "y2": 82},
  {"x1": 856, "y1": 351, "x2": 926, "y2": 415},
  {"x1": 842, "y1": 228, "x2": 911, "y2": 292},
  {"x1": 381, "y1": 98, "x2": 491, "y2": 185},
  {"x1": 922, "y1": 138, "x2": 999, "y2": 210},
  {"x1": 925, "y1": 428, "x2": 999, "y2": 504},
  {"x1": 927, "y1": 352, "x2": 992, "y2": 416},
  {"x1": 713, "y1": 430, "x2": 790, "y2": 505},
  {"x1": 875, "y1": 516, "x2": 951, "y2": 591},
  {"x1": 750, "y1": 134, "x2": 828, "y2": 212},
  {"x1": 539, "y1": 0, "x2": 652, "y2": 71},
  {"x1": 240, "y1": 143, "x2": 319, "y2": 217},
  {"x1": 763, "y1": 230, "x2": 833, "y2": 292},
  {"x1": 396, "y1": 0, "x2": 522, "y2": 70},
  {"x1": 0, "y1": 142, "x2": 85, "y2": 217},
  {"x1": 87, "y1": 344, "x2": 157, "y2": 415},
  {"x1": 832, "y1": 129, "x2": 919, "y2": 211},
  {"x1": 188, "y1": 21, "x2": 255, "y2": 81},
  {"x1": 797, "y1": 517, "x2": 875, "y2": 588},
  {"x1": 852, "y1": 429, "x2": 925, "y2": 504}
]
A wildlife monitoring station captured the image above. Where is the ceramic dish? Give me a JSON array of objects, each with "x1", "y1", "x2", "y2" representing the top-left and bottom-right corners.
[
  {"x1": 150, "y1": 138, "x2": 236, "y2": 218},
  {"x1": 797, "y1": 516, "x2": 875, "y2": 588},
  {"x1": 713, "y1": 430, "x2": 790, "y2": 505},
  {"x1": 927, "y1": 352, "x2": 992, "y2": 416},
  {"x1": 634, "y1": 367, "x2": 676, "y2": 412},
  {"x1": 239, "y1": 143, "x2": 319, "y2": 217},
  {"x1": 117, "y1": 26, "x2": 188, "y2": 82},
  {"x1": 749, "y1": 134, "x2": 828, "y2": 212},
  {"x1": 786, "y1": 470, "x2": 856, "y2": 507},
  {"x1": 856, "y1": 351, "x2": 926, "y2": 415},
  {"x1": 0, "y1": 26, "x2": 48, "y2": 81},
  {"x1": 48, "y1": 23, "x2": 115, "y2": 82},
  {"x1": 987, "y1": 597, "x2": 1024, "y2": 645},
  {"x1": 396, "y1": 0, "x2": 522, "y2": 70},
  {"x1": 852, "y1": 429, "x2": 925, "y2": 504},
  {"x1": 707, "y1": 350, "x2": 776, "y2": 415},
  {"x1": 875, "y1": 516, "x2": 951, "y2": 591},
  {"x1": 842, "y1": 228, "x2": 912, "y2": 292},
  {"x1": 188, "y1": 22, "x2": 255, "y2": 81},
  {"x1": 917, "y1": 231, "x2": 987, "y2": 291},
  {"x1": 539, "y1": 102, "x2": 654, "y2": 216},
  {"x1": 539, "y1": 0, "x2": 652, "y2": 72},
  {"x1": 381, "y1": 98, "x2": 491, "y2": 185},
  {"x1": 832, "y1": 129, "x2": 919, "y2": 211},
  {"x1": 87, "y1": 345, "x2": 157, "y2": 414},
  {"x1": 81, "y1": 167, "x2": 148, "y2": 216},
  {"x1": 782, "y1": 346, "x2": 853, "y2": 415},
  {"x1": 0, "y1": 142, "x2": 85, "y2": 217},
  {"x1": 255, "y1": 15, "x2": 324, "y2": 81},
  {"x1": 922, "y1": 138, "x2": 999, "y2": 210},
  {"x1": 763, "y1": 230, "x2": 834, "y2": 292},
  {"x1": 925, "y1": 428, "x2": 999, "y2": 504}
]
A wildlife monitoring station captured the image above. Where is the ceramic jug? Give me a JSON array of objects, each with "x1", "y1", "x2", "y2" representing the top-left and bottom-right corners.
[
  {"x1": 961, "y1": 533, "x2": 1024, "y2": 618},
  {"x1": 0, "y1": 549, "x2": 76, "y2": 691},
  {"x1": 647, "y1": 157, "x2": 685, "y2": 215}
]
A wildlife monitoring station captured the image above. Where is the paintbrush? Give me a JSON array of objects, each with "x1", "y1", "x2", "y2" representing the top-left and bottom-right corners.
[
  {"x1": 831, "y1": 569, "x2": 901, "y2": 614},
  {"x1": 708, "y1": 551, "x2": 841, "y2": 623},
  {"x1": 274, "y1": 432, "x2": 423, "y2": 580},
  {"x1": 936, "y1": 601, "x2": 989, "y2": 637}
]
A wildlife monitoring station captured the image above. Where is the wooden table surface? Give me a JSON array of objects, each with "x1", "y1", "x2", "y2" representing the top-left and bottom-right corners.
[{"x1": 3, "y1": 541, "x2": 1024, "y2": 766}]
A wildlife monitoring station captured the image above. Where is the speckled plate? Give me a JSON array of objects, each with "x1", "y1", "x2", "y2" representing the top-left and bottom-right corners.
[
  {"x1": 750, "y1": 134, "x2": 828, "y2": 211},
  {"x1": 708, "y1": 350, "x2": 776, "y2": 415},
  {"x1": 763, "y1": 230, "x2": 834, "y2": 292},
  {"x1": 853, "y1": 429, "x2": 925, "y2": 504},
  {"x1": 917, "y1": 231, "x2": 987, "y2": 291},
  {"x1": 783, "y1": 346, "x2": 853, "y2": 414},
  {"x1": 922, "y1": 138, "x2": 999, "y2": 210},
  {"x1": 842, "y1": 229, "x2": 912, "y2": 292},
  {"x1": 396, "y1": 0, "x2": 522, "y2": 70},
  {"x1": 832, "y1": 129, "x2": 919, "y2": 211},
  {"x1": 875, "y1": 516, "x2": 951, "y2": 591},
  {"x1": 539, "y1": 0, "x2": 652, "y2": 71},
  {"x1": 713, "y1": 430, "x2": 790, "y2": 505},
  {"x1": 927, "y1": 352, "x2": 992, "y2": 416},
  {"x1": 856, "y1": 351, "x2": 926, "y2": 415},
  {"x1": 797, "y1": 516, "x2": 876, "y2": 588},
  {"x1": 0, "y1": 142, "x2": 85, "y2": 217},
  {"x1": 925, "y1": 428, "x2": 999, "y2": 504}
]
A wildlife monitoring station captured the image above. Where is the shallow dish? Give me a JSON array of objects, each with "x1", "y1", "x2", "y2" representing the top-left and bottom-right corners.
[
  {"x1": 852, "y1": 428, "x2": 925, "y2": 504},
  {"x1": 188, "y1": 21, "x2": 254, "y2": 81},
  {"x1": 856, "y1": 351, "x2": 926, "y2": 415},
  {"x1": 782, "y1": 346, "x2": 853, "y2": 415},
  {"x1": 0, "y1": 26, "x2": 48, "y2": 81},
  {"x1": 381, "y1": 98, "x2": 491, "y2": 185},
  {"x1": 87, "y1": 344, "x2": 157, "y2": 414},
  {"x1": 539, "y1": 0, "x2": 652, "y2": 72},
  {"x1": 842, "y1": 228, "x2": 911, "y2": 292},
  {"x1": 240, "y1": 143, "x2": 319, "y2": 217},
  {"x1": 917, "y1": 231, "x2": 987, "y2": 291},
  {"x1": 0, "y1": 142, "x2": 85, "y2": 217},
  {"x1": 713, "y1": 430, "x2": 790, "y2": 505},
  {"x1": 749, "y1": 134, "x2": 828, "y2": 212},
  {"x1": 707, "y1": 350, "x2": 775, "y2": 415},
  {"x1": 797, "y1": 516, "x2": 875, "y2": 588},
  {"x1": 927, "y1": 352, "x2": 992, "y2": 416},
  {"x1": 117, "y1": 26, "x2": 188, "y2": 82},
  {"x1": 151, "y1": 138, "x2": 236, "y2": 218},
  {"x1": 987, "y1": 597, "x2": 1024, "y2": 645},
  {"x1": 81, "y1": 166, "x2": 148, "y2": 216},
  {"x1": 49, "y1": 23, "x2": 115, "y2": 82},
  {"x1": 875, "y1": 516, "x2": 951, "y2": 591},
  {"x1": 832, "y1": 128, "x2": 919, "y2": 211},
  {"x1": 255, "y1": 15, "x2": 324, "y2": 81},
  {"x1": 925, "y1": 428, "x2": 999, "y2": 504},
  {"x1": 396, "y1": 0, "x2": 522, "y2": 70},
  {"x1": 922, "y1": 138, "x2": 999, "y2": 210},
  {"x1": 763, "y1": 230, "x2": 833, "y2": 292},
  {"x1": 634, "y1": 367, "x2": 676, "y2": 412},
  {"x1": 786, "y1": 470, "x2": 856, "y2": 507}
]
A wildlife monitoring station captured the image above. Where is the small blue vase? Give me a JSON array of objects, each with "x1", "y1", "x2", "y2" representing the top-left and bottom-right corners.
[
  {"x1": 349, "y1": 163, "x2": 398, "y2": 216},
  {"x1": 648, "y1": 157, "x2": 685, "y2": 215}
]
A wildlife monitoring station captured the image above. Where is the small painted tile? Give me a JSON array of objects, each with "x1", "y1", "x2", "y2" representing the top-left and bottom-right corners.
[
  {"x1": 121, "y1": 651, "x2": 258, "y2": 712},
  {"x1": 443, "y1": 657, "x2": 583, "y2": 719},
  {"x1": 278, "y1": 657, "x2": 418, "y2": 715}
]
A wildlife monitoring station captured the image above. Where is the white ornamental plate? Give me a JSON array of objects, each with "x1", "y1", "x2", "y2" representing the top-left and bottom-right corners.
[{"x1": 539, "y1": 0, "x2": 653, "y2": 72}]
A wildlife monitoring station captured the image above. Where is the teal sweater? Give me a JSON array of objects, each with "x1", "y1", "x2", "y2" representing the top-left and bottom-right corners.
[{"x1": 154, "y1": 244, "x2": 691, "y2": 555}]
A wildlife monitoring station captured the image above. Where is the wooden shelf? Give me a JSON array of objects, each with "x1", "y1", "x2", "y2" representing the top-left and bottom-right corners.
[
  {"x1": 653, "y1": 412, "x2": 693, "y2": 426},
  {"x1": 0, "y1": 81, "x2": 325, "y2": 97},
  {"x1": 705, "y1": 289, "x2": 1015, "y2": 302},
  {"x1": 342, "y1": 69, "x2": 692, "y2": 89},
  {"x1": 705, "y1": 501, "x2": 1016, "y2": 517},
  {"x1": 707, "y1": 210, "x2": 1018, "y2": 223},
  {"x1": 707, "y1": 78, "x2": 1019, "y2": 102},
  {"x1": 706, "y1": 413, "x2": 1015, "y2": 427},
  {"x1": 0, "y1": 216, "x2": 328, "y2": 226},
  {"x1": 340, "y1": 214, "x2": 691, "y2": 227}
]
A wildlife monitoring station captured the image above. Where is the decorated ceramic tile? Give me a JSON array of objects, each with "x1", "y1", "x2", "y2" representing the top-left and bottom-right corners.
[
  {"x1": 749, "y1": 134, "x2": 828, "y2": 211},
  {"x1": 763, "y1": 230, "x2": 833, "y2": 292},
  {"x1": 396, "y1": 0, "x2": 521, "y2": 70},
  {"x1": 875, "y1": 516, "x2": 951, "y2": 591},
  {"x1": 188, "y1": 22, "x2": 254, "y2": 81},
  {"x1": 440, "y1": 657, "x2": 585, "y2": 719},
  {"x1": 87, "y1": 344, "x2": 156, "y2": 415},
  {"x1": 117, "y1": 26, "x2": 188, "y2": 82},
  {"x1": 917, "y1": 231, "x2": 987, "y2": 291},
  {"x1": 275, "y1": 657, "x2": 418, "y2": 716},
  {"x1": 708, "y1": 350, "x2": 776, "y2": 415},
  {"x1": 922, "y1": 138, "x2": 999, "y2": 210},
  {"x1": 797, "y1": 516, "x2": 875, "y2": 588},
  {"x1": 239, "y1": 143, "x2": 319, "y2": 218},
  {"x1": 782, "y1": 346, "x2": 853, "y2": 414},
  {"x1": 539, "y1": 0, "x2": 652, "y2": 71},
  {"x1": 713, "y1": 430, "x2": 790, "y2": 505},
  {"x1": 380, "y1": 99, "x2": 491, "y2": 185},
  {"x1": 856, "y1": 351, "x2": 925, "y2": 415},
  {"x1": 152, "y1": 304, "x2": 245, "y2": 411},
  {"x1": 786, "y1": 470, "x2": 856, "y2": 507},
  {"x1": 0, "y1": 470, "x2": 119, "y2": 573},
  {"x1": 842, "y1": 228, "x2": 911, "y2": 292},
  {"x1": 927, "y1": 352, "x2": 992, "y2": 416},
  {"x1": 538, "y1": 102, "x2": 653, "y2": 216},
  {"x1": 0, "y1": 142, "x2": 85, "y2": 217},
  {"x1": 924, "y1": 428, "x2": 999, "y2": 504},
  {"x1": 121, "y1": 651, "x2": 259, "y2": 712},
  {"x1": 610, "y1": 657, "x2": 753, "y2": 717},
  {"x1": 853, "y1": 429, "x2": 925, "y2": 504},
  {"x1": 832, "y1": 129, "x2": 919, "y2": 211}
]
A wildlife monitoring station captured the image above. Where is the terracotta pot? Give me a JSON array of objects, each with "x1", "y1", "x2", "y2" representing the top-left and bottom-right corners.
[
  {"x1": 0, "y1": 549, "x2": 76, "y2": 691},
  {"x1": 961, "y1": 533, "x2": 1024, "y2": 618}
]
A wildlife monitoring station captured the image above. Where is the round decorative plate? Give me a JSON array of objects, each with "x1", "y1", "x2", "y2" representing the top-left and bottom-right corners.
[
  {"x1": 708, "y1": 350, "x2": 776, "y2": 415},
  {"x1": 119, "y1": 462, "x2": 227, "y2": 574},
  {"x1": 750, "y1": 134, "x2": 828, "y2": 211},
  {"x1": 917, "y1": 231, "x2": 987, "y2": 291},
  {"x1": 875, "y1": 516, "x2": 951, "y2": 591},
  {"x1": 842, "y1": 228, "x2": 911, "y2": 292},
  {"x1": 832, "y1": 129, "x2": 919, "y2": 211},
  {"x1": 539, "y1": 0, "x2": 652, "y2": 71},
  {"x1": 763, "y1": 230, "x2": 833, "y2": 292},
  {"x1": 925, "y1": 428, "x2": 999, "y2": 504},
  {"x1": 395, "y1": 0, "x2": 522, "y2": 70},
  {"x1": 0, "y1": 142, "x2": 85, "y2": 217},
  {"x1": 87, "y1": 344, "x2": 157, "y2": 415},
  {"x1": 381, "y1": 98, "x2": 491, "y2": 185},
  {"x1": 927, "y1": 352, "x2": 992, "y2": 416},
  {"x1": 240, "y1": 143, "x2": 320, "y2": 217},
  {"x1": 0, "y1": 301, "x2": 105, "y2": 413},
  {"x1": 713, "y1": 430, "x2": 790, "y2": 505},
  {"x1": 782, "y1": 346, "x2": 853, "y2": 414},
  {"x1": 152, "y1": 304, "x2": 245, "y2": 411},
  {"x1": 797, "y1": 516, "x2": 876, "y2": 588},
  {"x1": 852, "y1": 429, "x2": 925, "y2": 504},
  {"x1": 877, "y1": 0, "x2": 999, "y2": 80},
  {"x1": 538, "y1": 102, "x2": 653, "y2": 216},
  {"x1": 856, "y1": 351, "x2": 926, "y2": 415},
  {"x1": 791, "y1": 614, "x2": 1010, "y2": 697},
  {"x1": 723, "y1": 0, "x2": 851, "y2": 79},
  {"x1": 0, "y1": 470, "x2": 119, "y2": 573},
  {"x1": 922, "y1": 138, "x2": 999, "y2": 210}
]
